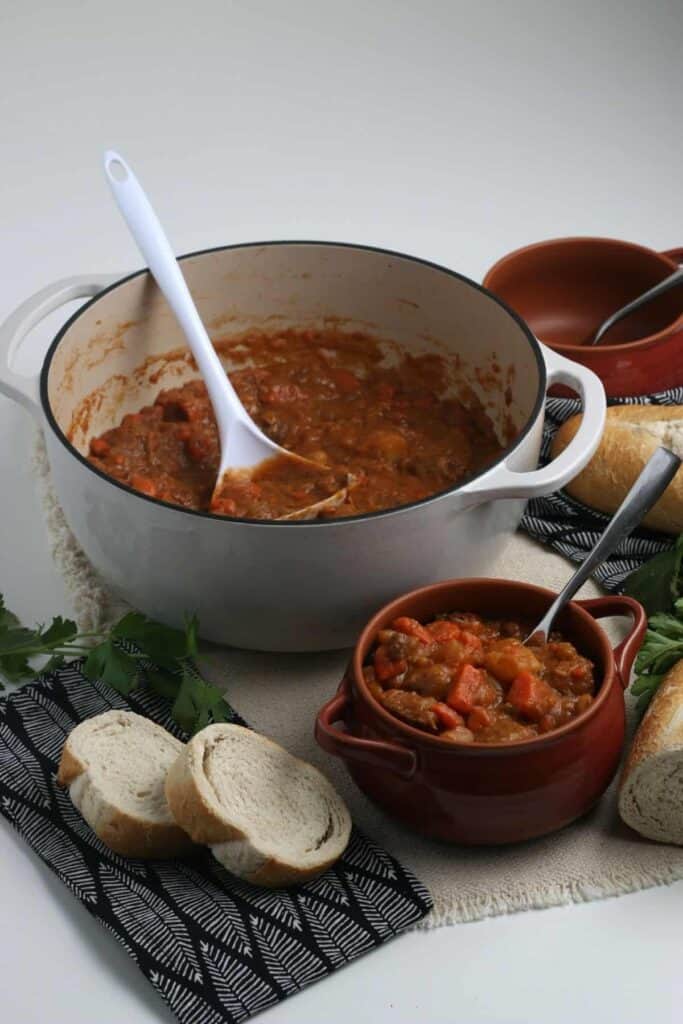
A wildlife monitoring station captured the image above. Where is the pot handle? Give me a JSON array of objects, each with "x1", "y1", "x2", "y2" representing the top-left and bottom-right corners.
[
  {"x1": 0, "y1": 275, "x2": 119, "y2": 420},
  {"x1": 315, "y1": 676, "x2": 418, "y2": 779},
  {"x1": 660, "y1": 248, "x2": 683, "y2": 265},
  {"x1": 576, "y1": 595, "x2": 647, "y2": 689},
  {"x1": 459, "y1": 344, "x2": 606, "y2": 504}
]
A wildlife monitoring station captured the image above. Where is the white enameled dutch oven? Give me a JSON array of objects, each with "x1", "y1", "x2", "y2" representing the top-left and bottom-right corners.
[{"x1": 0, "y1": 242, "x2": 605, "y2": 651}]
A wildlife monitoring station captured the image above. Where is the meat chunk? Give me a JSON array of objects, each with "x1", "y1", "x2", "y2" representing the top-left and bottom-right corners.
[
  {"x1": 536, "y1": 642, "x2": 595, "y2": 695},
  {"x1": 403, "y1": 662, "x2": 452, "y2": 700},
  {"x1": 379, "y1": 690, "x2": 438, "y2": 731}
]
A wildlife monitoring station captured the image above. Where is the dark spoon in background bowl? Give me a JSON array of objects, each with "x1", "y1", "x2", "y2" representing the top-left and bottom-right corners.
[{"x1": 591, "y1": 263, "x2": 683, "y2": 346}]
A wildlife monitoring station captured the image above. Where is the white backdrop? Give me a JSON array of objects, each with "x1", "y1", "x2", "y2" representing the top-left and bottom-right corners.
[{"x1": 1, "y1": 2, "x2": 682, "y2": 1022}]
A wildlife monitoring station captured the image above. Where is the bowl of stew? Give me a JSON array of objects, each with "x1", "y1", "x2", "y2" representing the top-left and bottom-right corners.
[
  {"x1": 315, "y1": 578, "x2": 646, "y2": 844},
  {"x1": 0, "y1": 241, "x2": 604, "y2": 650}
]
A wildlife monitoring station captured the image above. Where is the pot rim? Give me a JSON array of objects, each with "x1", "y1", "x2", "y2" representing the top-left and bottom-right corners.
[
  {"x1": 351, "y1": 577, "x2": 619, "y2": 754},
  {"x1": 40, "y1": 239, "x2": 546, "y2": 528},
  {"x1": 483, "y1": 234, "x2": 683, "y2": 354}
]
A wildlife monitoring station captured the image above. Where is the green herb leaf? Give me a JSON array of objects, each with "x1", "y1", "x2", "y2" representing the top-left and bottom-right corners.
[
  {"x1": 623, "y1": 534, "x2": 683, "y2": 615},
  {"x1": 0, "y1": 626, "x2": 43, "y2": 656},
  {"x1": 144, "y1": 666, "x2": 182, "y2": 701},
  {"x1": 0, "y1": 592, "x2": 230, "y2": 736},
  {"x1": 630, "y1": 673, "x2": 666, "y2": 696},
  {"x1": 39, "y1": 616, "x2": 78, "y2": 647},
  {"x1": 185, "y1": 614, "x2": 199, "y2": 659},
  {"x1": 628, "y1": 540, "x2": 683, "y2": 715},
  {"x1": 83, "y1": 641, "x2": 140, "y2": 695},
  {"x1": 112, "y1": 612, "x2": 189, "y2": 671},
  {"x1": 636, "y1": 689, "x2": 655, "y2": 714},
  {"x1": 171, "y1": 662, "x2": 232, "y2": 735},
  {"x1": 0, "y1": 595, "x2": 21, "y2": 633},
  {"x1": 0, "y1": 652, "x2": 31, "y2": 684},
  {"x1": 41, "y1": 653, "x2": 66, "y2": 676}
]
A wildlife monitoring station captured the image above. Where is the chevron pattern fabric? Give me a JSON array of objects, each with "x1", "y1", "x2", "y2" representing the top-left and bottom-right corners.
[
  {"x1": 520, "y1": 387, "x2": 683, "y2": 589},
  {"x1": 0, "y1": 667, "x2": 432, "y2": 1023}
]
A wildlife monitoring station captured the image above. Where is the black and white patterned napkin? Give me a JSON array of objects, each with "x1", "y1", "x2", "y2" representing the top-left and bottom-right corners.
[
  {"x1": 519, "y1": 386, "x2": 683, "y2": 590},
  {"x1": 0, "y1": 665, "x2": 432, "y2": 1024}
]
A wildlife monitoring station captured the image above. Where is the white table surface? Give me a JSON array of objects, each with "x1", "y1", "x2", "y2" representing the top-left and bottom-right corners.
[{"x1": 1, "y1": 2, "x2": 682, "y2": 1021}]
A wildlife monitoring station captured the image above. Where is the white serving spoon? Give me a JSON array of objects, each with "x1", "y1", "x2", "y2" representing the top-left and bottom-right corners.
[{"x1": 103, "y1": 151, "x2": 351, "y2": 518}]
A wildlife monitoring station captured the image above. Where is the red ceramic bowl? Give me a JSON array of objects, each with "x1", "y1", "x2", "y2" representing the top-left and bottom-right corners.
[
  {"x1": 483, "y1": 237, "x2": 683, "y2": 397},
  {"x1": 315, "y1": 579, "x2": 646, "y2": 845}
]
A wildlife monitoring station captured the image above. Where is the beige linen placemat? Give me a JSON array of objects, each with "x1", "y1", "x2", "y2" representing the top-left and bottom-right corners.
[{"x1": 32, "y1": 437, "x2": 683, "y2": 927}]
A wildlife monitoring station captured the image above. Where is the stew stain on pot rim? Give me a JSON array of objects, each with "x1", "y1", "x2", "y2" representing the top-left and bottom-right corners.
[{"x1": 40, "y1": 240, "x2": 547, "y2": 527}]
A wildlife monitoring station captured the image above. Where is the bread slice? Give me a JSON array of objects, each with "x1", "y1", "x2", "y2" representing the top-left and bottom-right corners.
[
  {"x1": 551, "y1": 405, "x2": 683, "y2": 533},
  {"x1": 165, "y1": 724, "x2": 351, "y2": 887},
  {"x1": 57, "y1": 710, "x2": 195, "y2": 859},
  {"x1": 619, "y1": 660, "x2": 683, "y2": 844}
]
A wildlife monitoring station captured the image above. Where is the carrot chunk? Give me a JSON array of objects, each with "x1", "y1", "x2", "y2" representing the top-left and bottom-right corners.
[
  {"x1": 433, "y1": 702, "x2": 464, "y2": 730},
  {"x1": 507, "y1": 671, "x2": 560, "y2": 722},
  {"x1": 467, "y1": 706, "x2": 492, "y2": 732},
  {"x1": 446, "y1": 664, "x2": 494, "y2": 713},
  {"x1": 89, "y1": 437, "x2": 110, "y2": 458},
  {"x1": 130, "y1": 474, "x2": 157, "y2": 498},
  {"x1": 331, "y1": 368, "x2": 360, "y2": 393},
  {"x1": 374, "y1": 648, "x2": 407, "y2": 682},
  {"x1": 391, "y1": 616, "x2": 432, "y2": 645}
]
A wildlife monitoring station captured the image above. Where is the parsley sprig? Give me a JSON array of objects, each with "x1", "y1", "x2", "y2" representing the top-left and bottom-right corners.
[
  {"x1": 624, "y1": 533, "x2": 683, "y2": 713},
  {"x1": 0, "y1": 596, "x2": 232, "y2": 734}
]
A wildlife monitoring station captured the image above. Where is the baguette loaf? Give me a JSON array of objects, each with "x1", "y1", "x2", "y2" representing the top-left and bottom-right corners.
[
  {"x1": 57, "y1": 710, "x2": 195, "y2": 859},
  {"x1": 165, "y1": 724, "x2": 351, "y2": 887},
  {"x1": 551, "y1": 405, "x2": 683, "y2": 533},
  {"x1": 618, "y1": 660, "x2": 683, "y2": 844}
]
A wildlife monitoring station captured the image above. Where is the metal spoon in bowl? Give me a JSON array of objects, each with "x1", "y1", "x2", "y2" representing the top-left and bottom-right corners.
[
  {"x1": 103, "y1": 150, "x2": 352, "y2": 519},
  {"x1": 525, "y1": 445, "x2": 681, "y2": 643},
  {"x1": 590, "y1": 265, "x2": 683, "y2": 346}
]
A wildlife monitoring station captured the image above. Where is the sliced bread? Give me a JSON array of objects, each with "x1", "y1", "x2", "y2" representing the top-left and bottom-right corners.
[
  {"x1": 618, "y1": 660, "x2": 683, "y2": 845},
  {"x1": 551, "y1": 406, "x2": 683, "y2": 534},
  {"x1": 165, "y1": 723, "x2": 351, "y2": 887},
  {"x1": 57, "y1": 710, "x2": 195, "y2": 859}
]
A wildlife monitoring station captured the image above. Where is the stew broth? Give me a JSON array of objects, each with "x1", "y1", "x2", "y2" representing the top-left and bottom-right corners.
[{"x1": 87, "y1": 329, "x2": 505, "y2": 519}]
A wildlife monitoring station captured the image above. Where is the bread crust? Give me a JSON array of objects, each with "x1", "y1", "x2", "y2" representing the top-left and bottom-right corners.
[
  {"x1": 165, "y1": 738, "x2": 245, "y2": 846},
  {"x1": 551, "y1": 406, "x2": 683, "y2": 533},
  {"x1": 56, "y1": 744, "x2": 84, "y2": 787},
  {"x1": 165, "y1": 725, "x2": 351, "y2": 887},
  {"x1": 621, "y1": 660, "x2": 683, "y2": 774},
  {"x1": 618, "y1": 660, "x2": 683, "y2": 843},
  {"x1": 94, "y1": 804, "x2": 196, "y2": 860},
  {"x1": 57, "y1": 714, "x2": 196, "y2": 860}
]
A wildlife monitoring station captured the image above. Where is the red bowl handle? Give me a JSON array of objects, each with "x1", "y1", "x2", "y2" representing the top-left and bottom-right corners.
[
  {"x1": 660, "y1": 247, "x2": 683, "y2": 265},
  {"x1": 576, "y1": 595, "x2": 647, "y2": 689},
  {"x1": 315, "y1": 676, "x2": 418, "y2": 779}
]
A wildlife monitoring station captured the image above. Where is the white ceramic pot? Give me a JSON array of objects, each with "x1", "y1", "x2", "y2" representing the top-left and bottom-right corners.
[{"x1": 0, "y1": 243, "x2": 605, "y2": 651}]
